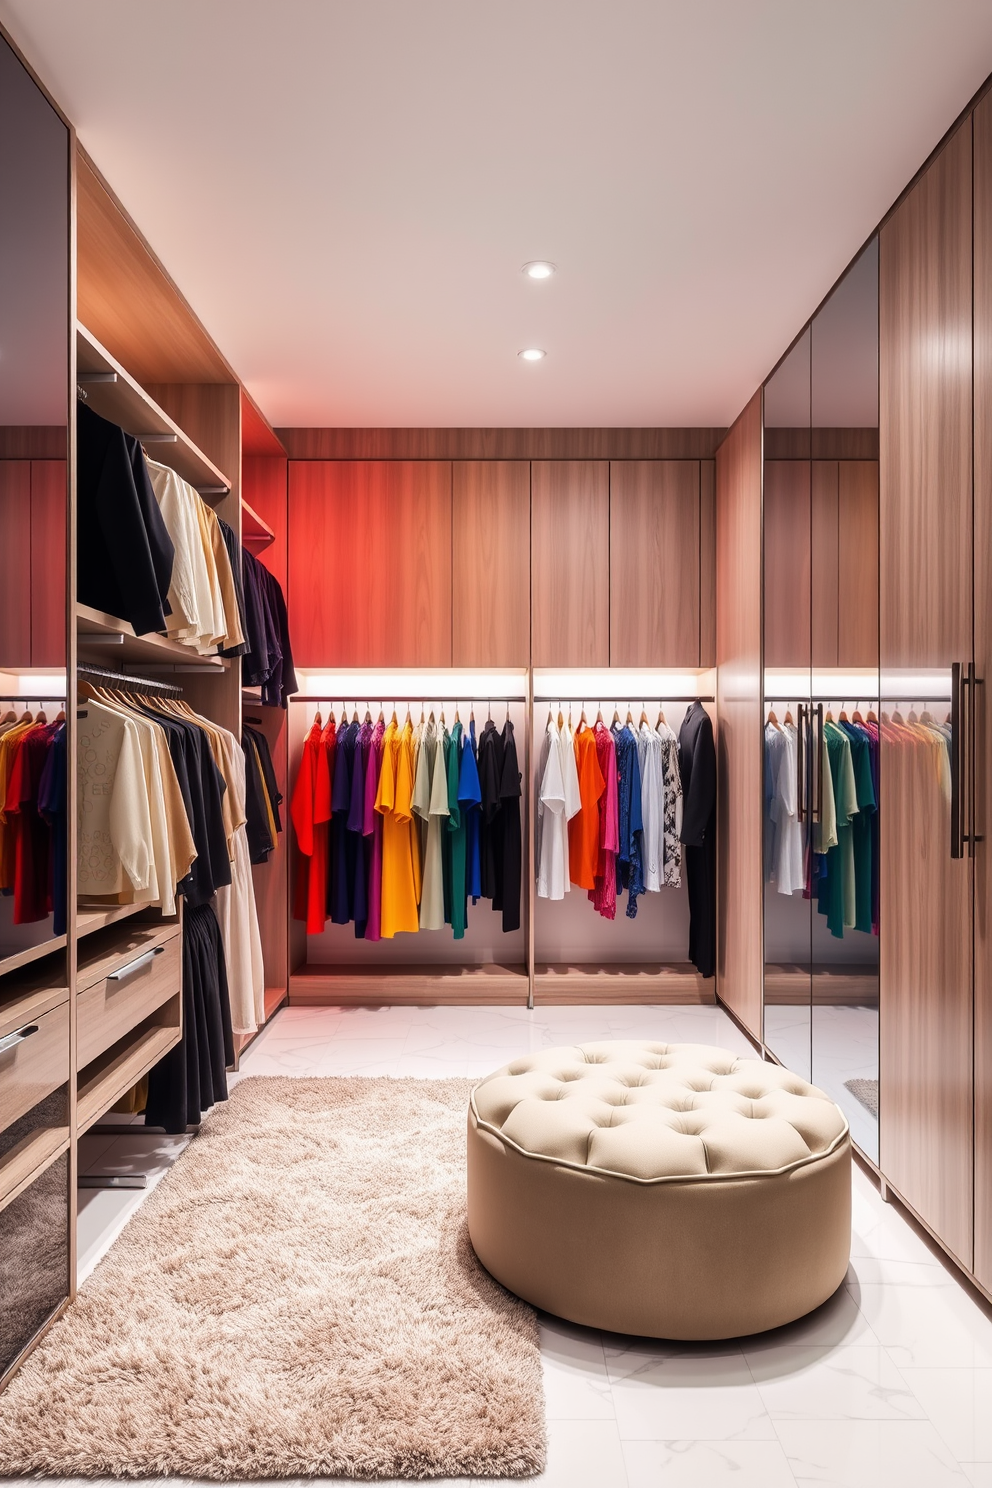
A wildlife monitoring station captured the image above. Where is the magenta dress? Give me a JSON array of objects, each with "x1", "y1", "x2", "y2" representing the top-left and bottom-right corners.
[
  {"x1": 363, "y1": 718, "x2": 386, "y2": 941},
  {"x1": 589, "y1": 722, "x2": 619, "y2": 920}
]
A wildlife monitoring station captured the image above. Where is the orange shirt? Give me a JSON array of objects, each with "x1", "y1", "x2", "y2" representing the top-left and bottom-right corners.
[
  {"x1": 375, "y1": 720, "x2": 421, "y2": 937},
  {"x1": 568, "y1": 724, "x2": 605, "y2": 890}
]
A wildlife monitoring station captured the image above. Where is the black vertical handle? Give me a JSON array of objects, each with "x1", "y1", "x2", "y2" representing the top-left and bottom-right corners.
[
  {"x1": 951, "y1": 661, "x2": 964, "y2": 859},
  {"x1": 797, "y1": 702, "x2": 806, "y2": 824}
]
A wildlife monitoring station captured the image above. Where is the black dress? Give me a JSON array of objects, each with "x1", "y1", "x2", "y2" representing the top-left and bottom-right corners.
[
  {"x1": 678, "y1": 701, "x2": 716, "y2": 980},
  {"x1": 497, "y1": 720, "x2": 522, "y2": 933}
]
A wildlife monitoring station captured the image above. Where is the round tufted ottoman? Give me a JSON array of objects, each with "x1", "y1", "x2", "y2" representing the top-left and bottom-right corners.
[{"x1": 466, "y1": 1041, "x2": 851, "y2": 1340}]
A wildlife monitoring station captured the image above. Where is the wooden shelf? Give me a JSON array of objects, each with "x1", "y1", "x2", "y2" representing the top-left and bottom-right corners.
[
  {"x1": 0, "y1": 1127, "x2": 70, "y2": 1212},
  {"x1": 76, "y1": 325, "x2": 232, "y2": 498},
  {"x1": 290, "y1": 962, "x2": 530, "y2": 1006},
  {"x1": 533, "y1": 962, "x2": 715, "y2": 1005},
  {"x1": 764, "y1": 963, "x2": 879, "y2": 1007},
  {"x1": 76, "y1": 902, "x2": 150, "y2": 939},
  {"x1": 77, "y1": 1024, "x2": 180, "y2": 1135},
  {"x1": 76, "y1": 602, "x2": 227, "y2": 671},
  {"x1": 0, "y1": 936, "x2": 67, "y2": 982},
  {"x1": 242, "y1": 499, "x2": 275, "y2": 549},
  {"x1": 264, "y1": 986, "x2": 288, "y2": 1020}
]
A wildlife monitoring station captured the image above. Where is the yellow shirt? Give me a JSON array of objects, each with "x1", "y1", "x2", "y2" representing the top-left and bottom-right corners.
[{"x1": 375, "y1": 720, "x2": 421, "y2": 937}]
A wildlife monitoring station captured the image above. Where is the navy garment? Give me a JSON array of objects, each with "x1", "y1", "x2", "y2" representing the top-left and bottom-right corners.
[
  {"x1": 329, "y1": 721, "x2": 358, "y2": 925},
  {"x1": 497, "y1": 720, "x2": 522, "y2": 933},
  {"x1": 131, "y1": 704, "x2": 231, "y2": 908},
  {"x1": 77, "y1": 403, "x2": 175, "y2": 635},
  {"x1": 678, "y1": 701, "x2": 717, "y2": 979},
  {"x1": 144, "y1": 903, "x2": 233, "y2": 1134},
  {"x1": 348, "y1": 720, "x2": 370, "y2": 937},
  {"x1": 242, "y1": 724, "x2": 282, "y2": 864},
  {"x1": 477, "y1": 721, "x2": 503, "y2": 904},
  {"x1": 241, "y1": 551, "x2": 298, "y2": 707},
  {"x1": 612, "y1": 723, "x2": 645, "y2": 919}
]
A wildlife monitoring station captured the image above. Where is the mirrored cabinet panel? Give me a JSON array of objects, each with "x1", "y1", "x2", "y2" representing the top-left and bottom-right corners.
[
  {"x1": 763, "y1": 240, "x2": 880, "y2": 1160},
  {"x1": 0, "y1": 31, "x2": 70, "y2": 969}
]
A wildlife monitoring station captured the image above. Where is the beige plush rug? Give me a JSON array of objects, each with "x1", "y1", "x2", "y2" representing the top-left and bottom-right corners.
[{"x1": 0, "y1": 1076, "x2": 545, "y2": 1480}]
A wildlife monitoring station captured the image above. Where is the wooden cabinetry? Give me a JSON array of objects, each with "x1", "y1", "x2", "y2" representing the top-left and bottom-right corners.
[
  {"x1": 879, "y1": 119, "x2": 975, "y2": 1268},
  {"x1": 531, "y1": 460, "x2": 609, "y2": 667},
  {"x1": 609, "y1": 460, "x2": 700, "y2": 666},
  {"x1": 288, "y1": 460, "x2": 452, "y2": 668},
  {"x1": 451, "y1": 461, "x2": 530, "y2": 667}
]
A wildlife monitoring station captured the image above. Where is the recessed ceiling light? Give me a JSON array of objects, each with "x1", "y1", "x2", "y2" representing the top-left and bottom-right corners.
[
  {"x1": 522, "y1": 261, "x2": 556, "y2": 280},
  {"x1": 518, "y1": 348, "x2": 546, "y2": 361}
]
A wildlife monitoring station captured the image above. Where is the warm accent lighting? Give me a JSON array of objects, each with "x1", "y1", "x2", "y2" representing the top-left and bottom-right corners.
[
  {"x1": 522, "y1": 260, "x2": 556, "y2": 279},
  {"x1": 518, "y1": 348, "x2": 546, "y2": 361}
]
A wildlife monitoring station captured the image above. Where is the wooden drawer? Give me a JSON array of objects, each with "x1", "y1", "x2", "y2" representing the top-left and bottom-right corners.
[
  {"x1": 77, "y1": 926, "x2": 181, "y2": 1071},
  {"x1": 0, "y1": 1001, "x2": 69, "y2": 1136}
]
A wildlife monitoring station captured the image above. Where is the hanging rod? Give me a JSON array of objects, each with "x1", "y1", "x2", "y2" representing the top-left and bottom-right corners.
[
  {"x1": 533, "y1": 694, "x2": 713, "y2": 704},
  {"x1": 77, "y1": 664, "x2": 184, "y2": 699},
  {"x1": 293, "y1": 694, "x2": 526, "y2": 704},
  {"x1": 0, "y1": 696, "x2": 65, "y2": 703}
]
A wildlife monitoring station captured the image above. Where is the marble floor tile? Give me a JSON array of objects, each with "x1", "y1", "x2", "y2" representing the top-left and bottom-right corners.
[
  {"x1": 604, "y1": 1344, "x2": 776, "y2": 1441},
  {"x1": 738, "y1": 1284, "x2": 879, "y2": 1352},
  {"x1": 539, "y1": 1314, "x2": 615, "y2": 1421},
  {"x1": 746, "y1": 1343, "x2": 924, "y2": 1421},
  {"x1": 962, "y1": 1467, "x2": 992, "y2": 1487},
  {"x1": 897, "y1": 1369, "x2": 992, "y2": 1463},
  {"x1": 774, "y1": 1418, "x2": 970, "y2": 1485},
  {"x1": 534, "y1": 1416, "x2": 629, "y2": 1487},
  {"x1": 853, "y1": 1282, "x2": 992, "y2": 1369},
  {"x1": 622, "y1": 1438, "x2": 798, "y2": 1487}
]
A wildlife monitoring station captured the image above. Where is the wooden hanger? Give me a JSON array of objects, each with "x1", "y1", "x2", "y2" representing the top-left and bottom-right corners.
[
  {"x1": 839, "y1": 702, "x2": 850, "y2": 722},
  {"x1": 557, "y1": 708, "x2": 564, "y2": 731},
  {"x1": 852, "y1": 704, "x2": 864, "y2": 723},
  {"x1": 0, "y1": 709, "x2": 16, "y2": 725},
  {"x1": 784, "y1": 707, "x2": 794, "y2": 725},
  {"x1": 314, "y1": 708, "x2": 322, "y2": 729},
  {"x1": 611, "y1": 705, "x2": 620, "y2": 724},
  {"x1": 656, "y1": 707, "x2": 666, "y2": 728},
  {"x1": 867, "y1": 708, "x2": 878, "y2": 723},
  {"x1": 825, "y1": 707, "x2": 834, "y2": 722},
  {"x1": 639, "y1": 704, "x2": 649, "y2": 726},
  {"x1": 625, "y1": 705, "x2": 634, "y2": 725},
  {"x1": 767, "y1": 708, "x2": 781, "y2": 731},
  {"x1": 377, "y1": 705, "x2": 385, "y2": 722}
]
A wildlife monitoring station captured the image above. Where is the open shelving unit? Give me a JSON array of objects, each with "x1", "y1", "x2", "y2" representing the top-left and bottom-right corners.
[
  {"x1": 76, "y1": 603, "x2": 229, "y2": 671},
  {"x1": 76, "y1": 326, "x2": 232, "y2": 498}
]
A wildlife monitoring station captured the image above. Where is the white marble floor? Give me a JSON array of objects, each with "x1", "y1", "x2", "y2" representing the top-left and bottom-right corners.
[{"x1": 35, "y1": 1002, "x2": 992, "y2": 1487}]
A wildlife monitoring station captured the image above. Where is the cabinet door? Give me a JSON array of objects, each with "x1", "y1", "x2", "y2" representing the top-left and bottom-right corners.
[
  {"x1": 452, "y1": 461, "x2": 529, "y2": 667},
  {"x1": 288, "y1": 461, "x2": 452, "y2": 668},
  {"x1": 973, "y1": 91, "x2": 992, "y2": 1290},
  {"x1": 30, "y1": 460, "x2": 67, "y2": 668},
  {"x1": 879, "y1": 119, "x2": 974, "y2": 1267},
  {"x1": 609, "y1": 461, "x2": 700, "y2": 667},
  {"x1": 837, "y1": 461, "x2": 879, "y2": 670},
  {"x1": 0, "y1": 462, "x2": 32, "y2": 667},
  {"x1": 763, "y1": 460, "x2": 811, "y2": 670},
  {"x1": 531, "y1": 461, "x2": 608, "y2": 668}
]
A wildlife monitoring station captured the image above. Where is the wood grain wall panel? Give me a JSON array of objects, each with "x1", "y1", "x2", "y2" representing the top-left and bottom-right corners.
[
  {"x1": 699, "y1": 460, "x2": 716, "y2": 668},
  {"x1": 242, "y1": 457, "x2": 288, "y2": 586},
  {"x1": 451, "y1": 461, "x2": 529, "y2": 667},
  {"x1": 973, "y1": 89, "x2": 992, "y2": 1291},
  {"x1": 609, "y1": 461, "x2": 700, "y2": 666},
  {"x1": 0, "y1": 463, "x2": 32, "y2": 668},
  {"x1": 715, "y1": 393, "x2": 763, "y2": 1039},
  {"x1": 29, "y1": 461, "x2": 67, "y2": 668},
  {"x1": 76, "y1": 150, "x2": 233, "y2": 386},
  {"x1": 811, "y1": 461, "x2": 839, "y2": 669},
  {"x1": 531, "y1": 461, "x2": 609, "y2": 668},
  {"x1": 879, "y1": 119, "x2": 974, "y2": 1268},
  {"x1": 837, "y1": 460, "x2": 879, "y2": 670},
  {"x1": 763, "y1": 461, "x2": 810, "y2": 671},
  {"x1": 879, "y1": 121, "x2": 974, "y2": 670},
  {"x1": 278, "y1": 428, "x2": 726, "y2": 461},
  {"x1": 0, "y1": 428, "x2": 66, "y2": 460},
  {"x1": 288, "y1": 461, "x2": 452, "y2": 668}
]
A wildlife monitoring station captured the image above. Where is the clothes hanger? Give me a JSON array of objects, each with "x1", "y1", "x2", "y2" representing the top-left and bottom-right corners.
[
  {"x1": 907, "y1": 701, "x2": 920, "y2": 724},
  {"x1": 557, "y1": 707, "x2": 564, "y2": 731},
  {"x1": 839, "y1": 701, "x2": 850, "y2": 722},
  {"x1": 767, "y1": 707, "x2": 781, "y2": 730},
  {"x1": 439, "y1": 705, "x2": 446, "y2": 725},
  {"x1": 784, "y1": 704, "x2": 794, "y2": 725},
  {"x1": 625, "y1": 703, "x2": 634, "y2": 725},
  {"x1": 454, "y1": 702, "x2": 460, "y2": 723},
  {"x1": 505, "y1": 699, "x2": 510, "y2": 722},
  {"x1": 610, "y1": 702, "x2": 620, "y2": 724},
  {"x1": 867, "y1": 706, "x2": 878, "y2": 723},
  {"x1": 852, "y1": 701, "x2": 865, "y2": 723},
  {"x1": 639, "y1": 701, "x2": 649, "y2": 726},
  {"x1": 377, "y1": 702, "x2": 385, "y2": 722},
  {"x1": 824, "y1": 706, "x2": 834, "y2": 722}
]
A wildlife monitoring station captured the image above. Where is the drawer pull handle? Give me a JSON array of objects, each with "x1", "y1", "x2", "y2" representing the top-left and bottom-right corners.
[
  {"x1": 0, "y1": 1023, "x2": 39, "y2": 1055},
  {"x1": 107, "y1": 946, "x2": 165, "y2": 982}
]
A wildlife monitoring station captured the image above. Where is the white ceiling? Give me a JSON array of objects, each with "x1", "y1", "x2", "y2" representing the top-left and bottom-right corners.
[{"x1": 2, "y1": 1, "x2": 992, "y2": 429}]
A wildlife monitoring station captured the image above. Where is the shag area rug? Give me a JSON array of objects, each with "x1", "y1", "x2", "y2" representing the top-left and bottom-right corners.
[
  {"x1": 845, "y1": 1076, "x2": 879, "y2": 1118},
  {"x1": 0, "y1": 1076, "x2": 546, "y2": 1480}
]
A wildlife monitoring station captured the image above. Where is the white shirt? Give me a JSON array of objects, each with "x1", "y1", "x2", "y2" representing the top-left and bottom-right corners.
[
  {"x1": 766, "y1": 722, "x2": 805, "y2": 894},
  {"x1": 637, "y1": 723, "x2": 665, "y2": 891},
  {"x1": 537, "y1": 724, "x2": 580, "y2": 899}
]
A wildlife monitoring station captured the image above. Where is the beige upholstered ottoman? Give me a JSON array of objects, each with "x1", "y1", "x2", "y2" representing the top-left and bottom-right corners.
[{"x1": 467, "y1": 1041, "x2": 851, "y2": 1340}]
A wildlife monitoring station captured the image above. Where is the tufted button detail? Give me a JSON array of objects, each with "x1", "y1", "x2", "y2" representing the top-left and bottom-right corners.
[{"x1": 472, "y1": 1041, "x2": 848, "y2": 1182}]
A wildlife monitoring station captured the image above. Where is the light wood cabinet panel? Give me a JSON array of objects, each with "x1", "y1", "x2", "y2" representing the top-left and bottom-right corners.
[
  {"x1": 29, "y1": 460, "x2": 66, "y2": 668},
  {"x1": 811, "y1": 461, "x2": 839, "y2": 668},
  {"x1": 837, "y1": 460, "x2": 879, "y2": 670},
  {"x1": 609, "y1": 461, "x2": 700, "y2": 666},
  {"x1": 715, "y1": 393, "x2": 763, "y2": 1037},
  {"x1": 451, "y1": 461, "x2": 530, "y2": 667},
  {"x1": 763, "y1": 461, "x2": 810, "y2": 670},
  {"x1": 879, "y1": 119, "x2": 974, "y2": 1268},
  {"x1": 288, "y1": 461, "x2": 452, "y2": 668},
  {"x1": 700, "y1": 460, "x2": 716, "y2": 668},
  {"x1": 531, "y1": 461, "x2": 609, "y2": 668},
  {"x1": 973, "y1": 90, "x2": 992, "y2": 1290},
  {"x1": 0, "y1": 462, "x2": 32, "y2": 668}
]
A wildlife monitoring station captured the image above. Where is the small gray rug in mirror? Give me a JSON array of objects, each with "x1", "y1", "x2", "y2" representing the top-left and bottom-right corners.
[
  {"x1": 0, "y1": 1075, "x2": 545, "y2": 1480},
  {"x1": 845, "y1": 1076, "x2": 879, "y2": 1118}
]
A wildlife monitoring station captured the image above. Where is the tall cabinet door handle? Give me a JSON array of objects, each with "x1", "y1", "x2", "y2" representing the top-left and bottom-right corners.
[
  {"x1": 796, "y1": 702, "x2": 806, "y2": 824},
  {"x1": 970, "y1": 663, "x2": 984, "y2": 852},
  {"x1": 951, "y1": 661, "x2": 964, "y2": 859}
]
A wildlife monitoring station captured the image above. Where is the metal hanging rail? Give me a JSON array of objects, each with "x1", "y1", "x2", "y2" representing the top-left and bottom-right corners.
[
  {"x1": 77, "y1": 664, "x2": 184, "y2": 699},
  {"x1": 533, "y1": 694, "x2": 714, "y2": 704},
  {"x1": 292, "y1": 694, "x2": 526, "y2": 704}
]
